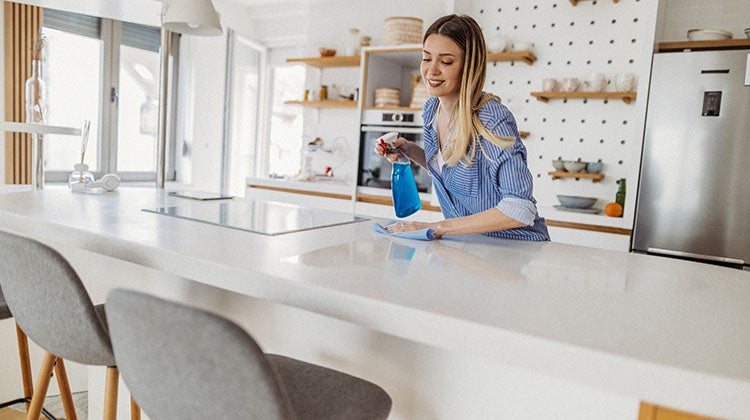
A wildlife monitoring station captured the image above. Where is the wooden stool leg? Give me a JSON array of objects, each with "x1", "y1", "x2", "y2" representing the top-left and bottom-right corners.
[
  {"x1": 104, "y1": 366, "x2": 119, "y2": 420},
  {"x1": 54, "y1": 358, "x2": 78, "y2": 420},
  {"x1": 25, "y1": 351, "x2": 55, "y2": 420},
  {"x1": 130, "y1": 396, "x2": 140, "y2": 420},
  {"x1": 15, "y1": 323, "x2": 34, "y2": 405}
]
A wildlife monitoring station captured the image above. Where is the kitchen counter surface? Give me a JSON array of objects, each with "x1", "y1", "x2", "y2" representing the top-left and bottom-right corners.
[
  {"x1": 1, "y1": 187, "x2": 749, "y2": 418},
  {"x1": 247, "y1": 176, "x2": 354, "y2": 196}
]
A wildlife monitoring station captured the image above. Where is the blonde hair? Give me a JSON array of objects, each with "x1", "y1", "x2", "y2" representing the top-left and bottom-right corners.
[{"x1": 424, "y1": 14, "x2": 515, "y2": 166}]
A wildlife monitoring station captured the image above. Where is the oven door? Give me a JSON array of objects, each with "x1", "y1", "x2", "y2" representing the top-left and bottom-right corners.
[{"x1": 358, "y1": 125, "x2": 431, "y2": 194}]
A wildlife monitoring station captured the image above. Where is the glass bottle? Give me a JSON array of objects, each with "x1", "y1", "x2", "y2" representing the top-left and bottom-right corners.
[
  {"x1": 25, "y1": 60, "x2": 48, "y2": 189},
  {"x1": 25, "y1": 60, "x2": 47, "y2": 124},
  {"x1": 391, "y1": 155, "x2": 421, "y2": 218},
  {"x1": 616, "y1": 178, "x2": 626, "y2": 208}
]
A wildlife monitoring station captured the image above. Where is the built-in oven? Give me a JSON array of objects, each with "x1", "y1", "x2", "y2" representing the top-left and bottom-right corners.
[{"x1": 357, "y1": 109, "x2": 431, "y2": 194}]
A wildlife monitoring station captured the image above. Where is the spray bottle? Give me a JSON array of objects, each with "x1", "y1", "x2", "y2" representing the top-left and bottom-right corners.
[{"x1": 380, "y1": 132, "x2": 421, "y2": 218}]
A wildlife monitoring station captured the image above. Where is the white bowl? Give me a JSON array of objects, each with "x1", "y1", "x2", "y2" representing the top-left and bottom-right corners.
[
  {"x1": 557, "y1": 195, "x2": 597, "y2": 209},
  {"x1": 563, "y1": 160, "x2": 586, "y2": 172},
  {"x1": 687, "y1": 29, "x2": 732, "y2": 41}
]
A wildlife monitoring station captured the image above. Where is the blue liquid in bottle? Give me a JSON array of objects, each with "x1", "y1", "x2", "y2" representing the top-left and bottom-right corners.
[{"x1": 391, "y1": 160, "x2": 421, "y2": 218}]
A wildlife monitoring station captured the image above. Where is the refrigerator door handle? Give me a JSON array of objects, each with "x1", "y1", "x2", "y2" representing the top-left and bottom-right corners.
[
  {"x1": 745, "y1": 53, "x2": 750, "y2": 86},
  {"x1": 647, "y1": 247, "x2": 745, "y2": 265}
]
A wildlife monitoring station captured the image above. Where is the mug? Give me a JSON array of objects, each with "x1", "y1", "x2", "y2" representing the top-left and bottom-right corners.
[
  {"x1": 542, "y1": 78, "x2": 558, "y2": 92},
  {"x1": 586, "y1": 73, "x2": 606, "y2": 92},
  {"x1": 512, "y1": 41, "x2": 531, "y2": 52},
  {"x1": 487, "y1": 36, "x2": 507, "y2": 53},
  {"x1": 561, "y1": 77, "x2": 579, "y2": 92},
  {"x1": 615, "y1": 73, "x2": 636, "y2": 92}
]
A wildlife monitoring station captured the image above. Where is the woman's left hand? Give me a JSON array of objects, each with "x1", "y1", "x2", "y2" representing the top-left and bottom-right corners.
[{"x1": 386, "y1": 221, "x2": 442, "y2": 238}]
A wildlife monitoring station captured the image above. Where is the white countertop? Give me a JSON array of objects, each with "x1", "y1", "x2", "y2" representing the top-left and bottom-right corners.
[
  {"x1": 246, "y1": 176, "x2": 354, "y2": 196},
  {"x1": 1, "y1": 186, "x2": 748, "y2": 418}
]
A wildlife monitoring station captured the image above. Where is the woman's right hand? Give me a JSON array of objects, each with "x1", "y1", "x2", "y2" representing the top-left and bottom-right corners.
[{"x1": 374, "y1": 136, "x2": 408, "y2": 163}]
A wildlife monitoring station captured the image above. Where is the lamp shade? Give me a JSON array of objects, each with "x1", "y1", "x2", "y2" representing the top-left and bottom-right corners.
[{"x1": 162, "y1": 0, "x2": 222, "y2": 36}]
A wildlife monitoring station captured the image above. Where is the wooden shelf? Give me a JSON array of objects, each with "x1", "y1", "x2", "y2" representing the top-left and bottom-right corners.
[
  {"x1": 284, "y1": 100, "x2": 357, "y2": 109},
  {"x1": 487, "y1": 51, "x2": 536, "y2": 65},
  {"x1": 531, "y1": 91, "x2": 636, "y2": 104},
  {"x1": 286, "y1": 55, "x2": 360, "y2": 68},
  {"x1": 570, "y1": 0, "x2": 618, "y2": 4},
  {"x1": 657, "y1": 39, "x2": 750, "y2": 52},
  {"x1": 362, "y1": 106, "x2": 421, "y2": 111},
  {"x1": 287, "y1": 51, "x2": 537, "y2": 68},
  {"x1": 549, "y1": 171, "x2": 605, "y2": 183}
]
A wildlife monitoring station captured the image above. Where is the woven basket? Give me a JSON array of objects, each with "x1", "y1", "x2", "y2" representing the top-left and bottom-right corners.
[
  {"x1": 375, "y1": 87, "x2": 401, "y2": 108},
  {"x1": 384, "y1": 16, "x2": 423, "y2": 45}
]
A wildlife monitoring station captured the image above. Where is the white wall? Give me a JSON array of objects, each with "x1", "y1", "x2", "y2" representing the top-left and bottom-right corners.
[
  {"x1": 1, "y1": 2, "x2": 4, "y2": 184},
  {"x1": 660, "y1": 0, "x2": 750, "y2": 42}
]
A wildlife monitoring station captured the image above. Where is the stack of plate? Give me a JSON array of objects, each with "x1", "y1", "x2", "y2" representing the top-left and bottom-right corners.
[
  {"x1": 687, "y1": 29, "x2": 732, "y2": 41},
  {"x1": 384, "y1": 17, "x2": 423, "y2": 45},
  {"x1": 375, "y1": 87, "x2": 401, "y2": 108}
]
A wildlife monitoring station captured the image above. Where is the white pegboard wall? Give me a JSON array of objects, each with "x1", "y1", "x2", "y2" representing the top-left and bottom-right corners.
[{"x1": 473, "y1": 0, "x2": 658, "y2": 225}]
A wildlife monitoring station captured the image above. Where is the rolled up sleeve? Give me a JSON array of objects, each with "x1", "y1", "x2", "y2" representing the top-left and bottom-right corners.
[{"x1": 495, "y1": 197, "x2": 537, "y2": 226}]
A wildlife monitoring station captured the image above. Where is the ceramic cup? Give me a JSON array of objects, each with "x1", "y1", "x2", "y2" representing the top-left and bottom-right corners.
[
  {"x1": 561, "y1": 77, "x2": 579, "y2": 92},
  {"x1": 487, "y1": 36, "x2": 507, "y2": 53},
  {"x1": 615, "y1": 73, "x2": 636, "y2": 92},
  {"x1": 542, "y1": 78, "x2": 558, "y2": 92},
  {"x1": 512, "y1": 41, "x2": 531, "y2": 52},
  {"x1": 586, "y1": 73, "x2": 606, "y2": 92}
]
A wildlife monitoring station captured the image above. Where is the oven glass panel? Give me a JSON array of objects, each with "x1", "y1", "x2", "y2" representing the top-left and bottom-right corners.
[{"x1": 358, "y1": 131, "x2": 432, "y2": 193}]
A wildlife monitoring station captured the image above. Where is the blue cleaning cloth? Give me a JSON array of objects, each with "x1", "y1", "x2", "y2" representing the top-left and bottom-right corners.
[{"x1": 374, "y1": 221, "x2": 436, "y2": 241}]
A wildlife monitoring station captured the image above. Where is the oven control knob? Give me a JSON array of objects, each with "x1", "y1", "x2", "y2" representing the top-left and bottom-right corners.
[{"x1": 393, "y1": 113, "x2": 403, "y2": 122}]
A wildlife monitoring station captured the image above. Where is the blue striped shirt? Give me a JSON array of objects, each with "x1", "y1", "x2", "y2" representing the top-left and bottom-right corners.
[{"x1": 423, "y1": 95, "x2": 550, "y2": 241}]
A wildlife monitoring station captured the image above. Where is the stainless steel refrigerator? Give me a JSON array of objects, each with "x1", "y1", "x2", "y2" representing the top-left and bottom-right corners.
[{"x1": 633, "y1": 49, "x2": 750, "y2": 268}]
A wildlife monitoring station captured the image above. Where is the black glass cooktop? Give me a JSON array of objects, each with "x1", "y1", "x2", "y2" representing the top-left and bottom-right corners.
[{"x1": 144, "y1": 199, "x2": 367, "y2": 235}]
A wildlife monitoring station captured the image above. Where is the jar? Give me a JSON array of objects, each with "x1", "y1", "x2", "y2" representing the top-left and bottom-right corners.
[
  {"x1": 68, "y1": 163, "x2": 95, "y2": 190},
  {"x1": 319, "y1": 85, "x2": 328, "y2": 100}
]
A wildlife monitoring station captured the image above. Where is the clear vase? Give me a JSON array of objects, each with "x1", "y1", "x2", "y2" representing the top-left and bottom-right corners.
[
  {"x1": 25, "y1": 60, "x2": 47, "y2": 189},
  {"x1": 25, "y1": 60, "x2": 47, "y2": 124}
]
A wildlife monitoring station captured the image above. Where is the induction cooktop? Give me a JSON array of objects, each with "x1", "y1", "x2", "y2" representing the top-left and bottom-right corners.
[{"x1": 143, "y1": 199, "x2": 367, "y2": 235}]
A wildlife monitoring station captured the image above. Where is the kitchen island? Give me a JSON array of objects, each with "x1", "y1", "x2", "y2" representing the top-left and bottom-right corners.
[{"x1": 0, "y1": 186, "x2": 748, "y2": 419}]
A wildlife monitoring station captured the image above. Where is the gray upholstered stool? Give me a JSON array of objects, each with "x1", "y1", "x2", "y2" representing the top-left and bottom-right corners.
[
  {"x1": 0, "y1": 231, "x2": 140, "y2": 420},
  {"x1": 106, "y1": 288, "x2": 393, "y2": 420},
  {"x1": 0, "y1": 289, "x2": 58, "y2": 420}
]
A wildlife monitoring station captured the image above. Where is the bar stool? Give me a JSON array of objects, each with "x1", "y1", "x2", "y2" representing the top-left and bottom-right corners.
[
  {"x1": 106, "y1": 288, "x2": 393, "y2": 420},
  {"x1": 0, "y1": 285, "x2": 58, "y2": 419},
  {"x1": 0, "y1": 231, "x2": 139, "y2": 420}
]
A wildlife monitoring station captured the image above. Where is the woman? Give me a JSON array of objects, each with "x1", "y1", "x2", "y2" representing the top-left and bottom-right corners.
[{"x1": 375, "y1": 14, "x2": 549, "y2": 241}]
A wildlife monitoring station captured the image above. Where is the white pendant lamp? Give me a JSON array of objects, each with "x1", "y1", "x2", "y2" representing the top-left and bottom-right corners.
[{"x1": 162, "y1": 0, "x2": 222, "y2": 36}]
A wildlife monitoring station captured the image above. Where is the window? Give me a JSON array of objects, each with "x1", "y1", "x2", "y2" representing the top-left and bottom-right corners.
[
  {"x1": 41, "y1": 9, "x2": 176, "y2": 182},
  {"x1": 266, "y1": 47, "x2": 305, "y2": 178}
]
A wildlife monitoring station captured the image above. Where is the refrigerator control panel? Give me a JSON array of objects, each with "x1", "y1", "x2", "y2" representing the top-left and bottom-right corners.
[{"x1": 702, "y1": 91, "x2": 722, "y2": 117}]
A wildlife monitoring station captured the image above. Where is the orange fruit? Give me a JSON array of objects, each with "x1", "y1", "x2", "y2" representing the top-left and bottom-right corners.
[{"x1": 605, "y1": 202, "x2": 623, "y2": 217}]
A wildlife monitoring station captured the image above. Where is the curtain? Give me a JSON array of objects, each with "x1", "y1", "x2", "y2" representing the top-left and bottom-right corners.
[{"x1": 3, "y1": 2, "x2": 43, "y2": 184}]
